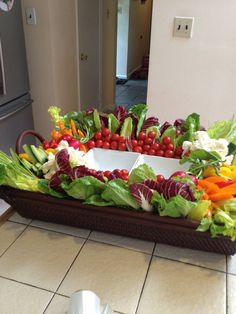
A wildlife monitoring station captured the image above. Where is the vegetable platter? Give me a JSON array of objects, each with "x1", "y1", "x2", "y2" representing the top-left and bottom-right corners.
[{"x1": 1, "y1": 104, "x2": 236, "y2": 255}]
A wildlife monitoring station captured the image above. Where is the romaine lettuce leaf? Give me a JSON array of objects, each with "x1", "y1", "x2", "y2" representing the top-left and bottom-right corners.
[
  {"x1": 101, "y1": 179, "x2": 139, "y2": 209},
  {"x1": 108, "y1": 113, "x2": 119, "y2": 134},
  {"x1": 207, "y1": 117, "x2": 236, "y2": 144},
  {"x1": 84, "y1": 195, "x2": 115, "y2": 207},
  {"x1": 120, "y1": 117, "x2": 133, "y2": 138},
  {"x1": 151, "y1": 191, "x2": 196, "y2": 218},
  {"x1": 61, "y1": 176, "x2": 105, "y2": 200},
  {"x1": 128, "y1": 104, "x2": 148, "y2": 138},
  {"x1": 129, "y1": 164, "x2": 156, "y2": 184}
]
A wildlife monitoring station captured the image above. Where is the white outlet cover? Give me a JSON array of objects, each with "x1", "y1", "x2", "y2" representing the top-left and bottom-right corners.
[{"x1": 173, "y1": 16, "x2": 194, "y2": 38}]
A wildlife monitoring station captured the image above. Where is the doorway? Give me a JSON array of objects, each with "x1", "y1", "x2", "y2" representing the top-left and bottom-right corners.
[
  {"x1": 115, "y1": 0, "x2": 153, "y2": 109},
  {"x1": 77, "y1": 0, "x2": 153, "y2": 112}
]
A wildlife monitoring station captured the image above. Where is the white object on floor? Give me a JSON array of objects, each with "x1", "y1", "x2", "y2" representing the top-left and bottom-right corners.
[
  {"x1": 68, "y1": 290, "x2": 114, "y2": 314},
  {"x1": 0, "y1": 199, "x2": 10, "y2": 216}
]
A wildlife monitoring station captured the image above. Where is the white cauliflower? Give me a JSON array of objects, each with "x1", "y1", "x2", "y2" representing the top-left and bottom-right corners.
[
  {"x1": 42, "y1": 141, "x2": 92, "y2": 179},
  {"x1": 183, "y1": 131, "x2": 233, "y2": 165}
]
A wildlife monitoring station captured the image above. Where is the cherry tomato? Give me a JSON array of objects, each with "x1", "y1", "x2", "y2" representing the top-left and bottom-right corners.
[
  {"x1": 143, "y1": 144, "x2": 151, "y2": 151},
  {"x1": 175, "y1": 146, "x2": 183, "y2": 156},
  {"x1": 49, "y1": 139, "x2": 58, "y2": 149},
  {"x1": 138, "y1": 132, "x2": 146, "y2": 140},
  {"x1": 95, "y1": 139, "x2": 103, "y2": 148},
  {"x1": 110, "y1": 141, "x2": 118, "y2": 150},
  {"x1": 119, "y1": 136, "x2": 125, "y2": 143},
  {"x1": 144, "y1": 137, "x2": 152, "y2": 145},
  {"x1": 156, "y1": 174, "x2": 165, "y2": 182},
  {"x1": 159, "y1": 144, "x2": 167, "y2": 151},
  {"x1": 118, "y1": 142, "x2": 126, "y2": 151},
  {"x1": 122, "y1": 174, "x2": 129, "y2": 181},
  {"x1": 87, "y1": 140, "x2": 95, "y2": 149},
  {"x1": 148, "y1": 131, "x2": 156, "y2": 139},
  {"x1": 131, "y1": 139, "x2": 138, "y2": 147},
  {"x1": 137, "y1": 140, "x2": 144, "y2": 147},
  {"x1": 102, "y1": 141, "x2": 110, "y2": 149},
  {"x1": 151, "y1": 143, "x2": 160, "y2": 151},
  {"x1": 164, "y1": 150, "x2": 174, "y2": 158},
  {"x1": 148, "y1": 149, "x2": 156, "y2": 155},
  {"x1": 170, "y1": 171, "x2": 187, "y2": 179},
  {"x1": 121, "y1": 169, "x2": 129, "y2": 176},
  {"x1": 188, "y1": 175, "x2": 199, "y2": 186},
  {"x1": 102, "y1": 128, "x2": 110, "y2": 137},
  {"x1": 103, "y1": 135, "x2": 110, "y2": 143},
  {"x1": 94, "y1": 132, "x2": 102, "y2": 140},
  {"x1": 162, "y1": 136, "x2": 171, "y2": 145},
  {"x1": 167, "y1": 143, "x2": 174, "y2": 151},
  {"x1": 43, "y1": 140, "x2": 50, "y2": 150},
  {"x1": 143, "y1": 151, "x2": 148, "y2": 155},
  {"x1": 104, "y1": 170, "x2": 111, "y2": 178},
  {"x1": 133, "y1": 146, "x2": 143, "y2": 153},
  {"x1": 156, "y1": 150, "x2": 164, "y2": 157},
  {"x1": 111, "y1": 133, "x2": 120, "y2": 141}
]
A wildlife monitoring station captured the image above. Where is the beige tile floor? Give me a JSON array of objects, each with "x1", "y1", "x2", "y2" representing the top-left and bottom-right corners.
[{"x1": 0, "y1": 211, "x2": 235, "y2": 314}]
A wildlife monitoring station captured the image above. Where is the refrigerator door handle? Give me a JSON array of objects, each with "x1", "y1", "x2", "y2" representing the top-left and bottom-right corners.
[
  {"x1": 0, "y1": 38, "x2": 7, "y2": 95},
  {"x1": 0, "y1": 100, "x2": 31, "y2": 122}
]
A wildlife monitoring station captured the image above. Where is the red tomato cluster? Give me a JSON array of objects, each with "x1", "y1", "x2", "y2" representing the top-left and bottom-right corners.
[
  {"x1": 87, "y1": 128, "x2": 183, "y2": 159},
  {"x1": 103, "y1": 169, "x2": 129, "y2": 181},
  {"x1": 87, "y1": 128, "x2": 127, "y2": 151}
]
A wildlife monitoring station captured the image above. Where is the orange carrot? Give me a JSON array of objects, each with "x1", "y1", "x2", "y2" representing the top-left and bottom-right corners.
[
  {"x1": 77, "y1": 129, "x2": 85, "y2": 138},
  {"x1": 204, "y1": 176, "x2": 227, "y2": 183},
  {"x1": 62, "y1": 129, "x2": 72, "y2": 136},
  {"x1": 209, "y1": 193, "x2": 233, "y2": 202},
  {"x1": 51, "y1": 129, "x2": 61, "y2": 141},
  {"x1": 198, "y1": 180, "x2": 220, "y2": 194},
  {"x1": 58, "y1": 120, "x2": 65, "y2": 133},
  {"x1": 79, "y1": 144, "x2": 88, "y2": 153},
  {"x1": 70, "y1": 119, "x2": 77, "y2": 136}
]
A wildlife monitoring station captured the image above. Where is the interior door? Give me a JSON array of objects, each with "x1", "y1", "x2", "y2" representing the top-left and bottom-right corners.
[{"x1": 77, "y1": 0, "x2": 101, "y2": 110}]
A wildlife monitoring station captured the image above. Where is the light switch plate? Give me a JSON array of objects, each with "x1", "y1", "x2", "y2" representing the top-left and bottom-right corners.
[
  {"x1": 25, "y1": 7, "x2": 37, "y2": 25},
  {"x1": 173, "y1": 16, "x2": 194, "y2": 38}
]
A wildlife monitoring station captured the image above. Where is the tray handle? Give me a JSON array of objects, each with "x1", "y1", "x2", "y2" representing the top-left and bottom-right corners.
[{"x1": 15, "y1": 129, "x2": 46, "y2": 154}]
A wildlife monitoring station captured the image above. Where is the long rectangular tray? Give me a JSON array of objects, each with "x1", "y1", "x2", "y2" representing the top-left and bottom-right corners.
[{"x1": 1, "y1": 186, "x2": 236, "y2": 255}]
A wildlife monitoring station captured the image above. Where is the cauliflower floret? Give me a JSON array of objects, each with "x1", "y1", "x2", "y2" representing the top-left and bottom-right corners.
[
  {"x1": 182, "y1": 131, "x2": 233, "y2": 164},
  {"x1": 41, "y1": 141, "x2": 92, "y2": 180}
]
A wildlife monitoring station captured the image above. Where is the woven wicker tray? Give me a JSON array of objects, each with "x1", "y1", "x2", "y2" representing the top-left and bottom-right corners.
[{"x1": 1, "y1": 186, "x2": 236, "y2": 255}]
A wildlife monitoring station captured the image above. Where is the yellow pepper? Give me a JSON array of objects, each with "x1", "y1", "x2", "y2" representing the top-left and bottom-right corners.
[{"x1": 19, "y1": 153, "x2": 31, "y2": 163}]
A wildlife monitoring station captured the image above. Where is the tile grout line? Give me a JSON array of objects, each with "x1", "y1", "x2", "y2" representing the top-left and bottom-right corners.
[
  {"x1": 154, "y1": 254, "x2": 228, "y2": 274},
  {"x1": 0, "y1": 223, "x2": 29, "y2": 258},
  {"x1": 42, "y1": 236, "x2": 90, "y2": 314},
  {"x1": 0, "y1": 274, "x2": 55, "y2": 294},
  {"x1": 134, "y1": 243, "x2": 157, "y2": 314}
]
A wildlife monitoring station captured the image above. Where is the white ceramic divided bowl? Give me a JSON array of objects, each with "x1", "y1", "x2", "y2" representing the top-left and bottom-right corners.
[
  {"x1": 85, "y1": 148, "x2": 140, "y2": 171},
  {"x1": 132, "y1": 154, "x2": 189, "y2": 178}
]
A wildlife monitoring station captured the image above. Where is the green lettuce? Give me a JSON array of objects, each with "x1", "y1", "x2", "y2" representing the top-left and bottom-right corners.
[
  {"x1": 176, "y1": 113, "x2": 200, "y2": 147},
  {"x1": 108, "y1": 113, "x2": 119, "y2": 134},
  {"x1": 128, "y1": 164, "x2": 156, "y2": 184},
  {"x1": 197, "y1": 211, "x2": 236, "y2": 240},
  {"x1": 207, "y1": 117, "x2": 236, "y2": 144},
  {"x1": 61, "y1": 176, "x2": 105, "y2": 200},
  {"x1": 187, "y1": 200, "x2": 211, "y2": 221},
  {"x1": 0, "y1": 164, "x2": 41, "y2": 192},
  {"x1": 128, "y1": 104, "x2": 148, "y2": 138},
  {"x1": 160, "y1": 126, "x2": 177, "y2": 146},
  {"x1": 84, "y1": 195, "x2": 115, "y2": 207},
  {"x1": 120, "y1": 117, "x2": 133, "y2": 138},
  {"x1": 151, "y1": 191, "x2": 196, "y2": 218},
  {"x1": 38, "y1": 179, "x2": 65, "y2": 198},
  {"x1": 101, "y1": 179, "x2": 139, "y2": 209}
]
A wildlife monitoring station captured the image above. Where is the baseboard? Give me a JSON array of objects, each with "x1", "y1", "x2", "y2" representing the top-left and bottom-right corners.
[{"x1": 127, "y1": 64, "x2": 142, "y2": 78}]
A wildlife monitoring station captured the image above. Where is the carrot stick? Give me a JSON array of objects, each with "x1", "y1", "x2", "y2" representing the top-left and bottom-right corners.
[
  {"x1": 204, "y1": 176, "x2": 227, "y2": 183},
  {"x1": 70, "y1": 119, "x2": 77, "y2": 136},
  {"x1": 209, "y1": 193, "x2": 233, "y2": 202},
  {"x1": 58, "y1": 120, "x2": 65, "y2": 133},
  {"x1": 198, "y1": 180, "x2": 220, "y2": 194},
  {"x1": 77, "y1": 129, "x2": 85, "y2": 138},
  {"x1": 79, "y1": 144, "x2": 88, "y2": 153}
]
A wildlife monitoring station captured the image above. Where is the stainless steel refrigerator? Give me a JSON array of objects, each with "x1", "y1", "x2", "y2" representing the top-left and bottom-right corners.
[
  {"x1": 0, "y1": 0, "x2": 35, "y2": 215},
  {"x1": 0, "y1": 0, "x2": 34, "y2": 154}
]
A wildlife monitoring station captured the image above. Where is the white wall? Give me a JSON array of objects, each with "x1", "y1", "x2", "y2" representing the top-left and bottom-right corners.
[
  {"x1": 21, "y1": 0, "x2": 78, "y2": 139},
  {"x1": 147, "y1": 0, "x2": 236, "y2": 127}
]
